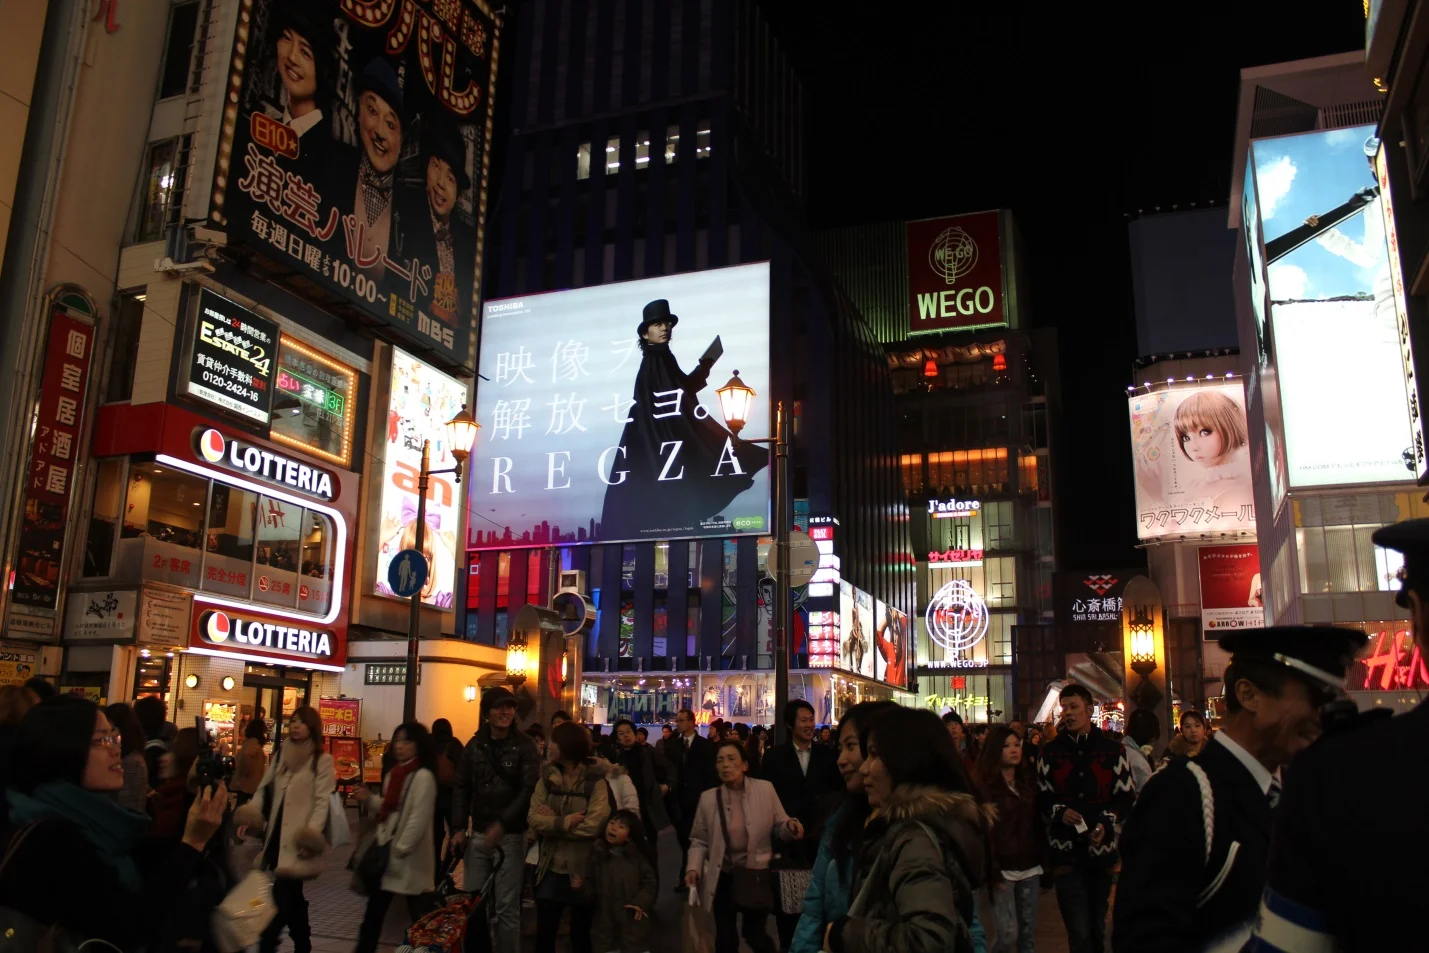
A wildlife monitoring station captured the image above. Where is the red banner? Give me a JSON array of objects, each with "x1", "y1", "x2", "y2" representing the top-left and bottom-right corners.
[
  {"x1": 319, "y1": 696, "x2": 361, "y2": 737},
  {"x1": 906, "y1": 211, "x2": 1006, "y2": 335},
  {"x1": 9, "y1": 310, "x2": 96, "y2": 611},
  {"x1": 1198, "y1": 544, "x2": 1264, "y2": 639}
]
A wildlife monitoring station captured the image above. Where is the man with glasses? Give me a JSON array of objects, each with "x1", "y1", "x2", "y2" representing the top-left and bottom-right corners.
[{"x1": 667, "y1": 708, "x2": 717, "y2": 890}]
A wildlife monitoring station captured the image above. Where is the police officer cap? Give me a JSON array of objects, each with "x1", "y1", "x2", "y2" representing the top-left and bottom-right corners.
[
  {"x1": 1370, "y1": 518, "x2": 1429, "y2": 608},
  {"x1": 1219, "y1": 625, "x2": 1367, "y2": 694}
]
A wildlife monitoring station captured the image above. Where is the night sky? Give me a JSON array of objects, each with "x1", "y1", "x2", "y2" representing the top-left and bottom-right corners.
[{"x1": 762, "y1": 1, "x2": 1367, "y2": 570}]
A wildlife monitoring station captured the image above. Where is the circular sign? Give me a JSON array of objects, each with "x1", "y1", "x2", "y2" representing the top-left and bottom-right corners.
[
  {"x1": 925, "y1": 579, "x2": 989, "y2": 654},
  {"x1": 785, "y1": 530, "x2": 821, "y2": 588},
  {"x1": 387, "y1": 548, "x2": 429, "y2": 598},
  {"x1": 199, "y1": 428, "x2": 226, "y2": 463},
  {"x1": 551, "y1": 591, "x2": 594, "y2": 635},
  {"x1": 204, "y1": 611, "x2": 232, "y2": 644},
  {"x1": 257, "y1": 576, "x2": 270, "y2": 593},
  {"x1": 929, "y1": 226, "x2": 978, "y2": 284}
]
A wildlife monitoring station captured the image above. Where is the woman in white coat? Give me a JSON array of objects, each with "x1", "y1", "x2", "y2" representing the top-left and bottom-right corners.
[
  {"x1": 353, "y1": 720, "x2": 438, "y2": 953},
  {"x1": 233, "y1": 705, "x2": 337, "y2": 953}
]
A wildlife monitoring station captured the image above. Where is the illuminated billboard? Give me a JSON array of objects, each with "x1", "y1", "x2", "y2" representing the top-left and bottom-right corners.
[
  {"x1": 906, "y1": 211, "x2": 1007, "y2": 335},
  {"x1": 1128, "y1": 382, "x2": 1255, "y2": 542},
  {"x1": 1252, "y1": 126, "x2": 1415, "y2": 488},
  {"x1": 470, "y1": 264, "x2": 771, "y2": 547},
  {"x1": 1197, "y1": 544, "x2": 1264, "y2": 639},
  {"x1": 209, "y1": 0, "x2": 499, "y2": 369},
  {"x1": 376, "y1": 349, "x2": 468, "y2": 608}
]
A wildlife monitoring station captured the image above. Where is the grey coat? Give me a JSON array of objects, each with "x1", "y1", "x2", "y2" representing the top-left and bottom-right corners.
[
  {"x1": 584, "y1": 841, "x2": 657, "y2": 953},
  {"x1": 831, "y1": 785, "x2": 993, "y2": 953}
]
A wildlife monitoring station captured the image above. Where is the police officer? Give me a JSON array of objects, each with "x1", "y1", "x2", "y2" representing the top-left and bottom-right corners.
[
  {"x1": 1251, "y1": 520, "x2": 1429, "y2": 952},
  {"x1": 1112, "y1": 625, "x2": 1367, "y2": 953}
]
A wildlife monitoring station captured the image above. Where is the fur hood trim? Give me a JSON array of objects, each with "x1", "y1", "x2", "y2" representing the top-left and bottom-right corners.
[{"x1": 882, "y1": 784, "x2": 996, "y2": 831}]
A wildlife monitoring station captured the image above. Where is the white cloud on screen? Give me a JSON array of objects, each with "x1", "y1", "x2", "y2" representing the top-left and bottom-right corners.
[
  {"x1": 1256, "y1": 155, "x2": 1297, "y2": 221},
  {"x1": 1268, "y1": 263, "x2": 1309, "y2": 300}
]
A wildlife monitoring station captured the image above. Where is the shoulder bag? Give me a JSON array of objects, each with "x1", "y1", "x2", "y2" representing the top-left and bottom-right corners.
[
  {"x1": 715, "y1": 788, "x2": 773, "y2": 913},
  {"x1": 210, "y1": 869, "x2": 276, "y2": 953}
]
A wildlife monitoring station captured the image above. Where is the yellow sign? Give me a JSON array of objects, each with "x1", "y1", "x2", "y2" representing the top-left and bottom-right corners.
[
  {"x1": 0, "y1": 652, "x2": 38, "y2": 687},
  {"x1": 923, "y1": 694, "x2": 991, "y2": 712}
]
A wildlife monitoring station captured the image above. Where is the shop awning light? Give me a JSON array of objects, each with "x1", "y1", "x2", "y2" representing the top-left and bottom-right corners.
[{"x1": 183, "y1": 646, "x2": 344, "y2": 673}]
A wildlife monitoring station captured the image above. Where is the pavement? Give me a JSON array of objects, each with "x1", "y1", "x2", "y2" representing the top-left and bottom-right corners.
[{"x1": 274, "y1": 807, "x2": 1075, "y2": 952}]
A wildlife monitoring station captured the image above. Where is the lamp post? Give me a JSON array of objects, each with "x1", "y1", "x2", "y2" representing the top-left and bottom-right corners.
[
  {"x1": 715, "y1": 371, "x2": 792, "y2": 746},
  {"x1": 403, "y1": 405, "x2": 481, "y2": 722}
]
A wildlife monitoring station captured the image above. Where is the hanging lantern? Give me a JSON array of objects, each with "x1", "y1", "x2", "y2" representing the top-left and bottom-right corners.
[
  {"x1": 923, "y1": 357, "x2": 939, "y2": 378},
  {"x1": 992, "y1": 354, "x2": 1008, "y2": 372}
]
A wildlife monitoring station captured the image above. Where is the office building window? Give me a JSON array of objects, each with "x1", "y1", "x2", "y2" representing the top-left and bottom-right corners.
[
  {"x1": 900, "y1": 453, "x2": 923, "y2": 495},
  {"x1": 576, "y1": 142, "x2": 592, "y2": 180},
  {"x1": 105, "y1": 292, "x2": 146, "y2": 403},
  {"x1": 984, "y1": 556, "x2": 1017, "y2": 607},
  {"x1": 159, "y1": 1, "x2": 200, "y2": 99},
  {"x1": 983, "y1": 501, "x2": 1015, "y2": 551},
  {"x1": 577, "y1": 126, "x2": 707, "y2": 179},
  {"x1": 604, "y1": 136, "x2": 621, "y2": 173},
  {"x1": 134, "y1": 139, "x2": 181, "y2": 243}
]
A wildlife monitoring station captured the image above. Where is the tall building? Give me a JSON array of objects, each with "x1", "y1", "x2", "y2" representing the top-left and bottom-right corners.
[
  {"x1": 464, "y1": 0, "x2": 914, "y2": 728},
  {"x1": 818, "y1": 211, "x2": 1060, "y2": 722},
  {"x1": 0, "y1": 0, "x2": 508, "y2": 743}
]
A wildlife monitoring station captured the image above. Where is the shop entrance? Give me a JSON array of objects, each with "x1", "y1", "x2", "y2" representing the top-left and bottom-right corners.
[{"x1": 239, "y1": 664, "x2": 313, "y2": 750}]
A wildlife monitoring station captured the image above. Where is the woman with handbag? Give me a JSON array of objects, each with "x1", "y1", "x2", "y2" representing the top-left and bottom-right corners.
[
  {"x1": 234, "y1": 705, "x2": 336, "y2": 953},
  {"x1": 684, "y1": 739, "x2": 805, "y2": 953},
  {"x1": 352, "y1": 720, "x2": 437, "y2": 953}
]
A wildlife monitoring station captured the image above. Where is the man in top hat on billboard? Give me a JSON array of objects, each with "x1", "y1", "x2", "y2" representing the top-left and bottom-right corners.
[
  {"x1": 1251, "y1": 520, "x2": 1429, "y2": 952},
  {"x1": 598, "y1": 299, "x2": 767, "y2": 540},
  {"x1": 1112, "y1": 624, "x2": 1367, "y2": 953},
  {"x1": 399, "y1": 120, "x2": 473, "y2": 326},
  {"x1": 347, "y1": 59, "x2": 406, "y2": 281}
]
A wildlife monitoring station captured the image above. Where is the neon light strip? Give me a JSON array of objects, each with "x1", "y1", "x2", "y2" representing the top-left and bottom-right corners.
[
  {"x1": 183, "y1": 645, "x2": 344, "y2": 674},
  {"x1": 270, "y1": 335, "x2": 357, "y2": 467},
  {"x1": 156, "y1": 453, "x2": 347, "y2": 625}
]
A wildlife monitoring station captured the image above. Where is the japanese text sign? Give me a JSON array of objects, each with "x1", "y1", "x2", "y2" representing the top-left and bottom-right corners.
[
  {"x1": 269, "y1": 336, "x2": 357, "y2": 467},
  {"x1": 319, "y1": 696, "x2": 361, "y2": 737},
  {"x1": 1197, "y1": 544, "x2": 1264, "y2": 639},
  {"x1": 186, "y1": 289, "x2": 278, "y2": 423}
]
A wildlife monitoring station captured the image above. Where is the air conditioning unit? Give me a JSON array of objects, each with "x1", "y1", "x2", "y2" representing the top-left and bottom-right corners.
[{"x1": 559, "y1": 570, "x2": 587, "y2": 594}]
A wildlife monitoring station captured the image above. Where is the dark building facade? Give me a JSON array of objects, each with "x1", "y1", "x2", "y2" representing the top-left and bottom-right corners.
[{"x1": 465, "y1": 0, "x2": 913, "y2": 727}]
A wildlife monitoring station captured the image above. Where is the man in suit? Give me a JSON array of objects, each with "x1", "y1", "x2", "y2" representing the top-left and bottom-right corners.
[
  {"x1": 759, "y1": 699, "x2": 843, "y2": 949},
  {"x1": 1113, "y1": 625, "x2": 1367, "y2": 953},
  {"x1": 668, "y1": 707, "x2": 718, "y2": 890},
  {"x1": 397, "y1": 119, "x2": 474, "y2": 329},
  {"x1": 1252, "y1": 521, "x2": 1427, "y2": 952}
]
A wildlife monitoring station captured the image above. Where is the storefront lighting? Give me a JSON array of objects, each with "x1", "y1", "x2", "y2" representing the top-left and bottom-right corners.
[
  {"x1": 221, "y1": 676, "x2": 235, "y2": 691},
  {"x1": 464, "y1": 685, "x2": 477, "y2": 703},
  {"x1": 992, "y1": 354, "x2": 1007, "y2": 372},
  {"x1": 268, "y1": 335, "x2": 359, "y2": 467},
  {"x1": 140, "y1": 649, "x2": 151, "y2": 658},
  {"x1": 185, "y1": 646, "x2": 344, "y2": 674},
  {"x1": 715, "y1": 371, "x2": 756, "y2": 436},
  {"x1": 923, "y1": 357, "x2": 939, "y2": 378},
  {"x1": 185, "y1": 674, "x2": 200, "y2": 689}
]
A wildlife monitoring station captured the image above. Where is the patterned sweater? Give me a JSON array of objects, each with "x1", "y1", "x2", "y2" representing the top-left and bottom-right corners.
[{"x1": 1035, "y1": 727, "x2": 1134, "y2": 868}]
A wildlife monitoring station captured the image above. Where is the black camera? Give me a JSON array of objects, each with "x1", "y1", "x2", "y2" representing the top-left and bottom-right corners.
[{"x1": 194, "y1": 716, "x2": 236, "y2": 791}]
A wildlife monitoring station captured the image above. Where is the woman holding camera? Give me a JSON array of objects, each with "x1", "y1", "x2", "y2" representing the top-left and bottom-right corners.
[{"x1": 234, "y1": 705, "x2": 335, "y2": 953}]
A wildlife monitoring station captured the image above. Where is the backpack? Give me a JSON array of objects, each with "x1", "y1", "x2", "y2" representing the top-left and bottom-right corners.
[{"x1": 436, "y1": 750, "x2": 457, "y2": 787}]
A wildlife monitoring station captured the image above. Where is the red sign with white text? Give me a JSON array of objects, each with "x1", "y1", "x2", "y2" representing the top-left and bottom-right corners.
[
  {"x1": 1198, "y1": 544, "x2": 1264, "y2": 639},
  {"x1": 319, "y1": 697, "x2": 361, "y2": 737},
  {"x1": 906, "y1": 211, "x2": 1007, "y2": 335}
]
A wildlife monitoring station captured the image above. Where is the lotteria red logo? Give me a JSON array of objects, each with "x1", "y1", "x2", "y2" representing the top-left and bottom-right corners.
[
  {"x1": 198, "y1": 609, "x2": 334, "y2": 658},
  {"x1": 199, "y1": 428, "x2": 226, "y2": 464},
  {"x1": 190, "y1": 427, "x2": 336, "y2": 500}
]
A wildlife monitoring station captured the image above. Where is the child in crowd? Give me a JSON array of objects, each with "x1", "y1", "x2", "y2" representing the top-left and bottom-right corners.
[{"x1": 576, "y1": 809, "x2": 656, "y2": 953}]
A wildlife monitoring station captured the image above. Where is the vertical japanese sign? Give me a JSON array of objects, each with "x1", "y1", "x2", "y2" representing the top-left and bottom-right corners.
[
  {"x1": 376, "y1": 348, "x2": 468, "y2": 608},
  {"x1": 6, "y1": 310, "x2": 95, "y2": 632},
  {"x1": 906, "y1": 210, "x2": 1007, "y2": 335},
  {"x1": 185, "y1": 289, "x2": 278, "y2": 423},
  {"x1": 209, "y1": 0, "x2": 500, "y2": 371},
  {"x1": 318, "y1": 696, "x2": 361, "y2": 736}
]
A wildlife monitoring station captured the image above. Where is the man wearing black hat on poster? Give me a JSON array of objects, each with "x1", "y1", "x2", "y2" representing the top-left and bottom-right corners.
[
  {"x1": 399, "y1": 121, "x2": 473, "y2": 328},
  {"x1": 1251, "y1": 520, "x2": 1429, "y2": 952},
  {"x1": 598, "y1": 300, "x2": 768, "y2": 540},
  {"x1": 1112, "y1": 624, "x2": 1367, "y2": 953},
  {"x1": 345, "y1": 59, "x2": 406, "y2": 280}
]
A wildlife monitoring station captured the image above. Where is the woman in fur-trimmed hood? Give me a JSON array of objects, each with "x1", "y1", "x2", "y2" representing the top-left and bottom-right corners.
[{"x1": 824, "y1": 707, "x2": 994, "y2": 953}]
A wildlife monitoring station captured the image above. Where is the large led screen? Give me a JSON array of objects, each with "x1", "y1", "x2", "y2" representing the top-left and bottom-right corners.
[
  {"x1": 1253, "y1": 126, "x2": 1414, "y2": 488},
  {"x1": 1129, "y1": 382, "x2": 1255, "y2": 541},
  {"x1": 470, "y1": 264, "x2": 771, "y2": 547},
  {"x1": 874, "y1": 601, "x2": 909, "y2": 688},
  {"x1": 376, "y1": 349, "x2": 469, "y2": 607}
]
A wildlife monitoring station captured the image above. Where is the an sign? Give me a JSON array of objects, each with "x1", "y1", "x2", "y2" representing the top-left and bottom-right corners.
[
  {"x1": 1128, "y1": 382, "x2": 1255, "y2": 541},
  {"x1": 210, "y1": 0, "x2": 500, "y2": 370},
  {"x1": 1054, "y1": 571, "x2": 1139, "y2": 625},
  {"x1": 137, "y1": 586, "x2": 192, "y2": 648},
  {"x1": 927, "y1": 498, "x2": 981, "y2": 519},
  {"x1": 364, "y1": 662, "x2": 418, "y2": 685},
  {"x1": 331, "y1": 737, "x2": 363, "y2": 783},
  {"x1": 471, "y1": 264, "x2": 772, "y2": 547},
  {"x1": 0, "y1": 651, "x2": 38, "y2": 687},
  {"x1": 269, "y1": 336, "x2": 358, "y2": 467},
  {"x1": 1372, "y1": 143, "x2": 1425, "y2": 480},
  {"x1": 193, "y1": 607, "x2": 336, "y2": 661},
  {"x1": 906, "y1": 211, "x2": 1007, "y2": 335},
  {"x1": 386, "y1": 548, "x2": 429, "y2": 599},
  {"x1": 8, "y1": 309, "x2": 95, "y2": 615},
  {"x1": 1353, "y1": 627, "x2": 1429, "y2": 691},
  {"x1": 925, "y1": 579, "x2": 990, "y2": 660},
  {"x1": 1197, "y1": 544, "x2": 1265, "y2": 639},
  {"x1": 185, "y1": 289, "x2": 278, "y2": 423},
  {"x1": 194, "y1": 427, "x2": 336, "y2": 501},
  {"x1": 376, "y1": 349, "x2": 467, "y2": 607},
  {"x1": 319, "y1": 696, "x2": 361, "y2": 737},
  {"x1": 929, "y1": 549, "x2": 984, "y2": 565},
  {"x1": 62, "y1": 590, "x2": 137, "y2": 641}
]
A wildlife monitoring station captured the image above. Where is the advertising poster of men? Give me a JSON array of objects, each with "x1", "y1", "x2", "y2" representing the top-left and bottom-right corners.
[
  {"x1": 1128, "y1": 382, "x2": 1255, "y2": 541},
  {"x1": 470, "y1": 264, "x2": 772, "y2": 547},
  {"x1": 210, "y1": 0, "x2": 498, "y2": 369}
]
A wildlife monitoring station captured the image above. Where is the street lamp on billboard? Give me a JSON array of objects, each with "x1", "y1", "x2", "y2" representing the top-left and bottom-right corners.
[
  {"x1": 715, "y1": 371, "x2": 792, "y2": 746},
  {"x1": 403, "y1": 405, "x2": 481, "y2": 721}
]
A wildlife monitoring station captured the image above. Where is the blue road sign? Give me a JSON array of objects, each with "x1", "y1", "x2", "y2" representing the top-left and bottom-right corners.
[{"x1": 387, "y1": 548, "x2": 429, "y2": 599}]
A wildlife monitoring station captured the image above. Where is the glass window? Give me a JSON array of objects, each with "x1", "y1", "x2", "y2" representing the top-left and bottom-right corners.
[
  {"x1": 605, "y1": 136, "x2": 621, "y2": 174},
  {"x1": 119, "y1": 462, "x2": 207, "y2": 589},
  {"x1": 83, "y1": 459, "x2": 125, "y2": 577},
  {"x1": 253, "y1": 495, "x2": 303, "y2": 608},
  {"x1": 984, "y1": 556, "x2": 1017, "y2": 607},
  {"x1": 159, "y1": 1, "x2": 200, "y2": 99},
  {"x1": 696, "y1": 126, "x2": 711, "y2": 158},
  {"x1": 576, "y1": 142, "x2": 592, "y2": 180},
  {"x1": 135, "y1": 139, "x2": 179, "y2": 243},
  {"x1": 635, "y1": 135, "x2": 651, "y2": 169},
  {"x1": 653, "y1": 597, "x2": 668, "y2": 655},
  {"x1": 298, "y1": 511, "x2": 335, "y2": 615},
  {"x1": 985, "y1": 501, "x2": 1015, "y2": 551},
  {"x1": 204, "y1": 483, "x2": 257, "y2": 599},
  {"x1": 655, "y1": 542, "x2": 669, "y2": 589},
  {"x1": 722, "y1": 539, "x2": 738, "y2": 587},
  {"x1": 664, "y1": 125, "x2": 679, "y2": 163},
  {"x1": 105, "y1": 293, "x2": 145, "y2": 403}
]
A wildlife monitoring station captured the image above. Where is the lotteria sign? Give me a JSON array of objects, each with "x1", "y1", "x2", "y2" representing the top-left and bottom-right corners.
[
  {"x1": 197, "y1": 608, "x2": 335, "y2": 661},
  {"x1": 194, "y1": 428, "x2": 335, "y2": 501}
]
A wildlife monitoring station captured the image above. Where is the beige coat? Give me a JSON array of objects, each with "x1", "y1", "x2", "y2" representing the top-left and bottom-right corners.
[
  {"x1": 234, "y1": 744, "x2": 336, "y2": 880},
  {"x1": 686, "y1": 777, "x2": 794, "y2": 911},
  {"x1": 527, "y1": 761, "x2": 612, "y2": 881},
  {"x1": 362, "y1": 766, "x2": 437, "y2": 896}
]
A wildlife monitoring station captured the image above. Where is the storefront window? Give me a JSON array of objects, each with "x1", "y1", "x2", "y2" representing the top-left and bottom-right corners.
[
  {"x1": 83, "y1": 459, "x2": 125, "y2": 577},
  {"x1": 984, "y1": 556, "x2": 1017, "y2": 607},
  {"x1": 654, "y1": 542, "x2": 669, "y2": 589},
  {"x1": 298, "y1": 511, "x2": 335, "y2": 615},
  {"x1": 1297, "y1": 523, "x2": 1397, "y2": 594},
  {"x1": 204, "y1": 484, "x2": 257, "y2": 599},
  {"x1": 120, "y1": 462, "x2": 207, "y2": 588},
  {"x1": 253, "y1": 495, "x2": 303, "y2": 608}
]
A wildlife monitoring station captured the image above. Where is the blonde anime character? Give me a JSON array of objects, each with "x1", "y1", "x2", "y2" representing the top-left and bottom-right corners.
[{"x1": 1172, "y1": 389, "x2": 1253, "y2": 510}]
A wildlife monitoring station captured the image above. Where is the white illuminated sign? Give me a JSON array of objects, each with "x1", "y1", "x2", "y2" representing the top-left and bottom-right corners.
[
  {"x1": 927, "y1": 498, "x2": 981, "y2": 518},
  {"x1": 925, "y1": 579, "x2": 989, "y2": 655},
  {"x1": 195, "y1": 428, "x2": 336, "y2": 501},
  {"x1": 199, "y1": 608, "x2": 333, "y2": 658}
]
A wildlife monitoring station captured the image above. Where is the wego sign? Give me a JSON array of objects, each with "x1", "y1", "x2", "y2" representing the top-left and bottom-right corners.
[{"x1": 907, "y1": 211, "x2": 1007, "y2": 335}]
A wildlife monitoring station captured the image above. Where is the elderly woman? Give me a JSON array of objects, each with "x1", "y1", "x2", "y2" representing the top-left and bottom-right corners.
[{"x1": 685, "y1": 739, "x2": 804, "y2": 953}]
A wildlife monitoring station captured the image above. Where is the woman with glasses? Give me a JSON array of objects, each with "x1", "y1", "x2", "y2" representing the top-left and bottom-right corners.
[{"x1": 0, "y1": 695, "x2": 227, "y2": 949}]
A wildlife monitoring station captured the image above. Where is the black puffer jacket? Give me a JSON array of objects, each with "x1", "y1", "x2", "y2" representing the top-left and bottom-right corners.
[
  {"x1": 828, "y1": 785, "x2": 993, "y2": 953},
  {"x1": 451, "y1": 727, "x2": 540, "y2": 835}
]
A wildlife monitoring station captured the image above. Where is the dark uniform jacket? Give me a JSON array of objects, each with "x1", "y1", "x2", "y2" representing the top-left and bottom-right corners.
[
  {"x1": 667, "y1": 730, "x2": 718, "y2": 826},
  {"x1": 1113, "y1": 735, "x2": 1272, "y2": 953},
  {"x1": 1253, "y1": 703, "x2": 1429, "y2": 952},
  {"x1": 451, "y1": 727, "x2": 541, "y2": 835},
  {"x1": 1035, "y1": 726, "x2": 1134, "y2": 869}
]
